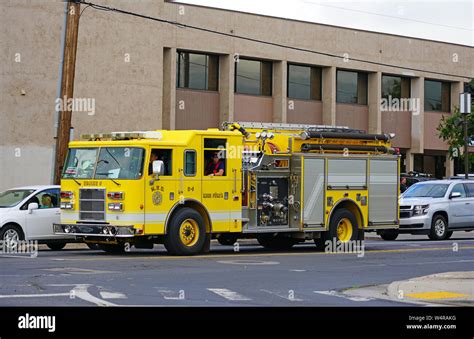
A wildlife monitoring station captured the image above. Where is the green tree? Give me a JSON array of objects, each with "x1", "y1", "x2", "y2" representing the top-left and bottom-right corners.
[{"x1": 437, "y1": 79, "x2": 474, "y2": 166}]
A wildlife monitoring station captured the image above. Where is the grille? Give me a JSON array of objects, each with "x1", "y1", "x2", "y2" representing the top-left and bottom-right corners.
[
  {"x1": 399, "y1": 206, "x2": 413, "y2": 219},
  {"x1": 79, "y1": 188, "x2": 105, "y2": 221}
]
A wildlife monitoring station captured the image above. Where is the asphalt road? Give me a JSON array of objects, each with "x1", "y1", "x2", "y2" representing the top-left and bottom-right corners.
[{"x1": 1, "y1": 233, "x2": 474, "y2": 307}]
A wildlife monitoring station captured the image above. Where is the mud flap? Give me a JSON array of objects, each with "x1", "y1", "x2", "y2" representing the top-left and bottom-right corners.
[
  {"x1": 358, "y1": 228, "x2": 365, "y2": 241},
  {"x1": 203, "y1": 233, "x2": 211, "y2": 253}
]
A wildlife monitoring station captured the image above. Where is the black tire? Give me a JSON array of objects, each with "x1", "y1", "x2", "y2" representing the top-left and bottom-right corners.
[
  {"x1": 0, "y1": 224, "x2": 25, "y2": 251},
  {"x1": 428, "y1": 214, "x2": 449, "y2": 240},
  {"x1": 257, "y1": 234, "x2": 298, "y2": 250},
  {"x1": 314, "y1": 208, "x2": 358, "y2": 250},
  {"x1": 164, "y1": 208, "x2": 206, "y2": 255},
  {"x1": 445, "y1": 231, "x2": 453, "y2": 240},
  {"x1": 98, "y1": 243, "x2": 126, "y2": 253},
  {"x1": 46, "y1": 242, "x2": 67, "y2": 251},
  {"x1": 379, "y1": 230, "x2": 399, "y2": 241},
  {"x1": 217, "y1": 234, "x2": 238, "y2": 246},
  {"x1": 86, "y1": 243, "x2": 100, "y2": 250}
]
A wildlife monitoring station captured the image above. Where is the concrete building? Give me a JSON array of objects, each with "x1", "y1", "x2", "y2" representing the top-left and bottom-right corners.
[{"x1": 1, "y1": 0, "x2": 473, "y2": 191}]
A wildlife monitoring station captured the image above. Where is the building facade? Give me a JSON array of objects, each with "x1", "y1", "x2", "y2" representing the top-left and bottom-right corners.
[{"x1": 1, "y1": 0, "x2": 473, "y2": 191}]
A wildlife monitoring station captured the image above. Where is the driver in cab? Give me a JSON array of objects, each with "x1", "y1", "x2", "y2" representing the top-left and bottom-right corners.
[{"x1": 205, "y1": 152, "x2": 225, "y2": 177}]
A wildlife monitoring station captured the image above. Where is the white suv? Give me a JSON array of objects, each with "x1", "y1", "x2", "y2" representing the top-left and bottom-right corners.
[
  {"x1": 0, "y1": 185, "x2": 75, "y2": 250},
  {"x1": 378, "y1": 180, "x2": 474, "y2": 241}
]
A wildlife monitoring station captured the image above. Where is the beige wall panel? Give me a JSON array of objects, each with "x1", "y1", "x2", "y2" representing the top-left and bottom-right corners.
[
  {"x1": 336, "y1": 103, "x2": 369, "y2": 131},
  {"x1": 381, "y1": 111, "x2": 412, "y2": 149},
  {"x1": 234, "y1": 94, "x2": 273, "y2": 122},
  {"x1": 287, "y1": 100, "x2": 323, "y2": 125},
  {"x1": 175, "y1": 89, "x2": 220, "y2": 129}
]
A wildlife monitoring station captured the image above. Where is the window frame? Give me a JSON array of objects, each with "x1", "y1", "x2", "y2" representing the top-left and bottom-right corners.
[
  {"x1": 176, "y1": 50, "x2": 219, "y2": 91},
  {"x1": 20, "y1": 188, "x2": 60, "y2": 210},
  {"x1": 336, "y1": 69, "x2": 368, "y2": 105},
  {"x1": 451, "y1": 183, "x2": 467, "y2": 198},
  {"x1": 234, "y1": 58, "x2": 273, "y2": 96},
  {"x1": 203, "y1": 138, "x2": 227, "y2": 177},
  {"x1": 184, "y1": 149, "x2": 197, "y2": 177},
  {"x1": 287, "y1": 63, "x2": 322, "y2": 101},
  {"x1": 150, "y1": 148, "x2": 173, "y2": 177},
  {"x1": 424, "y1": 79, "x2": 451, "y2": 112},
  {"x1": 464, "y1": 183, "x2": 474, "y2": 198}
]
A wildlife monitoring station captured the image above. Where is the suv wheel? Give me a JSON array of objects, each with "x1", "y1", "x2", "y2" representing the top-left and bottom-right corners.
[
  {"x1": 428, "y1": 214, "x2": 449, "y2": 240},
  {"x1": 379, "y1": 230, "x2": 399, "y2": 241}
]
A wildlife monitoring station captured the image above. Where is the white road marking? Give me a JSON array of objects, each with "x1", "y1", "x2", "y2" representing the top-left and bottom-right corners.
[
  {"x1": 216, "y1": 260, "x2": 279, "y2": 265},
  {"x1": 314, "y1": 290, "x2": 374, "y2": 302},
  {"x1": 49, "y1": 284, "x2": 117, "y2": 306},
  {"x1": 157, "y1": 289, "x2": 184, "y2": 300},
  {"x1": 207, "y1": 288, "x2": 252, "y2": 301},
  {"x1": 99, "y1": 291, "x2": 127, "y2": 299},
  {"x1": 289, "y1": 269, "x2": 306, "y2": 272},
  {"x1": 260, "y1": 289, "x2": 304, "y2": 301},
  {"x1": 0, "y1": 293, "x2": 70, "y2": 298}
]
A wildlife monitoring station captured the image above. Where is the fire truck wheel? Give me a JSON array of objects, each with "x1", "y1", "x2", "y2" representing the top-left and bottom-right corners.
[
  {"x1": 86, "y1": 243, "x2": 100, "y2": 250},
  {"x1": 98, "y1": 243, "x2": 126, "y2": 253},
  {"x1": 257, "y1": 234, "x2": 298, "y2": 250},
  {"x1": 326, "y1": 208, "x2": 358, "y2": 244},
  {"x1": 164, "y1": 208, "x2": 206, "y2": 255},
  {"x1": 217, "y1": 234, "x2": 238, "y2": 246}
]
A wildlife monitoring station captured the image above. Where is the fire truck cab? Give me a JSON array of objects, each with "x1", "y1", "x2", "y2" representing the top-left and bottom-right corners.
[{"x1": 54, "y1": 122, "x2": 400, "y2": 255}]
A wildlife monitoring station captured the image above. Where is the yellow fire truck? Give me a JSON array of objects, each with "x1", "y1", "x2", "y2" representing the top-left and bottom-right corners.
[{"x1": 54, "y1": 122, "x2": 400, "y2": 255}]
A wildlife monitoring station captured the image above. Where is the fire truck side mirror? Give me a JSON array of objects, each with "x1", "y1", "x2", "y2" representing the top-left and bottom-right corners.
[{"x1": 152, "y1": 160, "x2": 165, "y2": 177}]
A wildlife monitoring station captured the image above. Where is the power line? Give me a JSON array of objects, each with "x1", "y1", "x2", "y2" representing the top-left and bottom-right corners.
[
  {"x1": 76, "y1": 0, "x2": 472, "y2": 80},
  {"x1": 305, "y1": 1, "x2": 474, "y2": 32}
]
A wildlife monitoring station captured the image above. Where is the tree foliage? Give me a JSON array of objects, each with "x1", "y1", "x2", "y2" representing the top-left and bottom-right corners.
[{"x1": 437, "y1": 79, "x2": 474, "y2": 163}]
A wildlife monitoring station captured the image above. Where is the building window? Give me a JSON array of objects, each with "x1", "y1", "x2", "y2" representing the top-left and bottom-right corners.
[
  {"x1": 424, "y1": 80, "x2": 450, "y2": 112},
  {"x1": 336, "y1": 70, "x2": 368, "y2": 105},
  {"x1": 235, "y1": 58, "x2": 272, "y2": 96},
  {"x1": 177, "y1": 51, "x2": 218, "y2": 91},
  {"x1": 382, "y1": 75, "x2": 411, "y2": 99},
  {"x1": 287, "y1": 64, "x2": 322, "y2": 100}
]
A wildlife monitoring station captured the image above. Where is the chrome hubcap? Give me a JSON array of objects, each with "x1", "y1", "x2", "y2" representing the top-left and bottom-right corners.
[
  {"x1": 3, "y1": 229, "x2": 20, "y2": 250},
  {"x1": 434, "y1": 219, "x2": 445, "y2": 237}
]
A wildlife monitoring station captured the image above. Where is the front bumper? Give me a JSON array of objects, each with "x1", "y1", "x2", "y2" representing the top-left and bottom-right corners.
[
  {"x1": 53, "y1": 223, "x2": 136, "y2": 238},
  {"x1": 399, "y1": 214, "x2": 431, "y2": 230}
]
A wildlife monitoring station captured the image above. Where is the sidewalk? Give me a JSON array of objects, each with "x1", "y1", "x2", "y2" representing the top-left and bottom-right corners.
[
  {"x1": 387, "y1": 271, "x2": 474, "y2": 306},
  {"x1": 345, "y1": 271, "x2": 474, "y2": 306}
]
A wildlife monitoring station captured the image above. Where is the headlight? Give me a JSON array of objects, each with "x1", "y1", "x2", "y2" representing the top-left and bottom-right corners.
[
  {"x1": 413, "y1": 204, "x2": 430, "y2": 216},
  {"x1": 60, "y1": 202, "x2": 74, "y2": 209},
  {"x1": 108, "y1": 202, "x2": 123, "y2": 211}
]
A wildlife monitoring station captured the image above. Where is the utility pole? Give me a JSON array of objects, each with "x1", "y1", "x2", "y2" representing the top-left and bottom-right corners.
[{"x1": 54, "y1": 0, "x2": 81, "y2": 184}]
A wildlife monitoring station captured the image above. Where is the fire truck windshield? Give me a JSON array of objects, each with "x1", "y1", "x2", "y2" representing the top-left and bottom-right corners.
[{"x1": 62, "y1": 147, "x2": 145, "y2": 180}]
